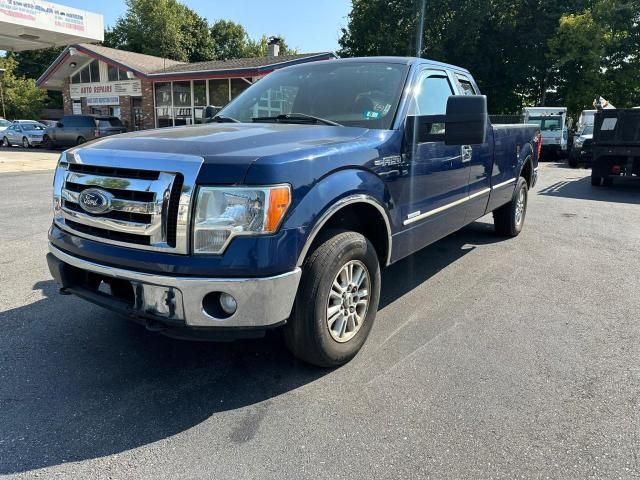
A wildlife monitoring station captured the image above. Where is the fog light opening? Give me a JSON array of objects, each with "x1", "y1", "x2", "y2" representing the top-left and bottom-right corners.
[{"x1": 202, "y1": 292, "x2": 237, "y2": 320}]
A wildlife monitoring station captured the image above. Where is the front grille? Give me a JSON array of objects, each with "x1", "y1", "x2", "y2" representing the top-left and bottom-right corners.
[
  {"x1": 53, "y1": 150, "x2": 203, "y2": 254},
  {"x1": 67, "y1": 163, "x2": 160, "y2": 180},
  {"x1": 66, "y1": 220, "x2": 151, "y2": 245}
]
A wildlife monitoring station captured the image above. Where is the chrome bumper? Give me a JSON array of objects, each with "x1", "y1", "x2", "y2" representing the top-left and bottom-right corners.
[{"x1": 48, "y1": 244, "x2": 302, "y2": 329}]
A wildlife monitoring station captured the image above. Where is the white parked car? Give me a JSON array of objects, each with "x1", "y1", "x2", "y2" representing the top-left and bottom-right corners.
[
  {"x1": 523, "y1": 107, "x2": 569, "y2": 159},
  {"x1": 1, "y1": 121, "x2": 47, "y2": 148},
  {"x1": 0, "y1": 118, "x2": 11, "y2": 134}
]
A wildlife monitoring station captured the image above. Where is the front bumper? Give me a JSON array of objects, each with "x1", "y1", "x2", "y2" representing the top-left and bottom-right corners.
[{"x1": 47, "y1": 244, "x2": 301, "y2": 331}]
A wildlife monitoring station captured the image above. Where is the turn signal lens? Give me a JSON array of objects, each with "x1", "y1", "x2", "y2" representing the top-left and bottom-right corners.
[{"x1": 266, "y1": 186, "x2": 291, "y2": 232}]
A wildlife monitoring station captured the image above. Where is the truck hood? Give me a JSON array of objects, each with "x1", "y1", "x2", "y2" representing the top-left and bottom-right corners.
[{"x1": 85, "y1": 123, "x2": 370, "y2": 183}]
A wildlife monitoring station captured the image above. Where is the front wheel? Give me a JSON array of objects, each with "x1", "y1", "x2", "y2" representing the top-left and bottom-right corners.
[
  {"x1": 493, "y1": 177, "x2": 528, "y2": 237},
  {"x1": 2, "y1": 137, "x2": 10, "y2": 148},
  {"x1": 42, "y1": 135, "x2": 53, "y2": 150},
  {"x1": 22, "y1": 137, "x2": 30, "y2": 148},
  {"x1": 284, "y1": 230, "x2": 381, "y2": 367}
]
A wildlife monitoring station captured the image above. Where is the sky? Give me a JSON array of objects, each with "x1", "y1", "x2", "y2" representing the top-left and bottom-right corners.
[{"x1": 56, "y1": 0, "x2": 353, "y2": 53}]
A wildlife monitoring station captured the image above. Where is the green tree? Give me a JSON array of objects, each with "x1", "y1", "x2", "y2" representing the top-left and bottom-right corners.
[
  {"x1": 337, "y1": 0, "x2": 612, "y2": 114},
  {"x1": 105, "y1": 0, "x2": 214, "y2": 62},
  {"x1": 210, "y1": 20, "x2": 250, "y2": 60},
  {"x1": 243, "y1": 35, "x2": 298, "y2": 57},
  {"x1": 0, "y1": 56, "x2": 48, "y2": 119}
]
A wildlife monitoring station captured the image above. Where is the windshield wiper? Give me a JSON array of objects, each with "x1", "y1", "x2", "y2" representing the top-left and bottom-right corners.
[
  {"x1": 252, "y1": 113, "x2": 343, "y2": 127},
  {"x1": 211, "y1": 115, "x2": 240, "y2": 123}
]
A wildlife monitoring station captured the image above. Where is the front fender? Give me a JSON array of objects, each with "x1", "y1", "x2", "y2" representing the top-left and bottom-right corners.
[{"x1": 282, "y1": 168, "x2": 394, "y2": 265}]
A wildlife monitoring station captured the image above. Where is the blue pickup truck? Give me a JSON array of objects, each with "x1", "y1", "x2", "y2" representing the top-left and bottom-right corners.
[{"x1": 47, "y1": 57, "x2": 540, "y2": 367}]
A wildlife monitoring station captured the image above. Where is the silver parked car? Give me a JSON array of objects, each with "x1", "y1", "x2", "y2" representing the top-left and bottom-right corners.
[{"x1": 2, "y1": 121, "x2": 47, "y2": 148}]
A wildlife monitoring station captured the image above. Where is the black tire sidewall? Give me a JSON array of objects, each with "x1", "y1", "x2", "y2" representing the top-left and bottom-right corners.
[
  {"x1": 290, "y1": 231, "x2": 381, "y2": 367},
  {"x1": 22, "y1": 137, "x2": 29, "y2": 148},
  {"x1": 513, "y1": 178, "x2": 528, "y2": 234}
]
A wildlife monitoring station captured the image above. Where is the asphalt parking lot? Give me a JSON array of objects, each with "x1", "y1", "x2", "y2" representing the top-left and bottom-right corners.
[{"x1": 1, "y1": 159, "x2": 639, "y2": 479}]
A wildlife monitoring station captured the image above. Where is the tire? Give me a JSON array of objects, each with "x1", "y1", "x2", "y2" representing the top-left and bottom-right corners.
[
  {"x1": 568, "y1": 155, "x2": 578, "y2": 168},
  {"x1": 284, "y1": 230, "x2": 381, "y2": 367},
  {"x1": 2, "y1": 136, "x2": 10, "y2": 148},
  {"x1": 76, "y1": 136, "x2": 86, "y2": 145},
  {"x1": 591, "y1": 175, "x2": 603, "y2": 186},
  {"x1": 493, "y1": 177, "x2": 528, "y2": 237},
  {"x1": 22, "y1": 137, "x2": 30, "y2": 149},
  {"x1": 42, "y1": 135, "x2": 53, "y2": 150}
]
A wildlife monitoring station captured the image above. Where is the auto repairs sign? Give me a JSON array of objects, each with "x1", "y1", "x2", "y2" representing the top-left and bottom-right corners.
[{"x1": 70, "y1": 80, "x2": 142, "y2": 99}]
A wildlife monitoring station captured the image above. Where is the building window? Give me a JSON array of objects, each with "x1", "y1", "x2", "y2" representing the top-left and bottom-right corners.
[
  {"x1": 154, "y1": 82, "x2": 173, "y2": 128},
  {"x1": 193, "y1": 80, "x2": 207, "y2": 124},
  {"x1": 72, "y1": 59, "x2": 100, "y2": 84},
  {"x1": 208, "y1": 79, "x2": 229, "y2": 108},
  {"x1": 231, "y1": 78, "x2": 251, "y2": 99},
  {"x1": 172, "y1": 81, "x2": 192, "y2": 126},
  {"x1": 108, "y1": 65, "x2": 130, "y2": 82}
]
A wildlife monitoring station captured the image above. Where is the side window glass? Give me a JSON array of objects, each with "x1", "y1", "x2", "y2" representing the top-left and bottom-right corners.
[
  {"x1": 408, "y1": 73, "x2": 453, "y2": 136},
  {"x1": 410, "y1": 74, "x2": 453, "y2": 116},
  {"x1": 457, "y1": 77, "x2": 477, "y2": 96}
]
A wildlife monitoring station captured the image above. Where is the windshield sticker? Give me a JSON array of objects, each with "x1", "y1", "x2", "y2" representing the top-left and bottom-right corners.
[
  {"x1": 364, "y1": 111, "x2": 381, "y2": 119},
  {"x1": 601, "y1": 118, "x2": 617, "y2": 130}
]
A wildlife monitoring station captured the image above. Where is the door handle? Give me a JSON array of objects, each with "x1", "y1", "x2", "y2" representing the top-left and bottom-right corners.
[{"x1": 461, "y1": 145, "x2": 473, "y2": 163}]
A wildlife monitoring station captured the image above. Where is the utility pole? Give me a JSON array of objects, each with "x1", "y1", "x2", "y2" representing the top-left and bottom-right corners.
[{"x1": 0, "y1": 68, "x2": 6, "y2": 119}]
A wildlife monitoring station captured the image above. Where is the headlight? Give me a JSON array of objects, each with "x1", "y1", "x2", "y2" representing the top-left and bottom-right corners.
[{"x1": 193, "y1": 185, "x2": 291, "y2": 254}]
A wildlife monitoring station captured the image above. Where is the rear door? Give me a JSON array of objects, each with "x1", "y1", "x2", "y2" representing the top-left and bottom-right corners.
[{"x1": 388, "y1": 68, "x2": 471, "y2": 250}]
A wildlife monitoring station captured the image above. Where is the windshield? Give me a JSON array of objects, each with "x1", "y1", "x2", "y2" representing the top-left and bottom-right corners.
[
  {"x1": 527, "y1": 116, "x2": 563, "y2": 131},
  {"x1": 219, "y1": 62, "x2": 410, "y2": 129},
  {"x1": 580, "y1": 125, "x2": 594, "y2": 135}
]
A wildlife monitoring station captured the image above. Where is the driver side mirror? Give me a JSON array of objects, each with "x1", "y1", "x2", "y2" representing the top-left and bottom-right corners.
[
  {"x1": 406, "y1": 95, "x2": 488, "y2": 146},
  {"x1": 202, "y1": 106, "x2": 219, "y2": 123}
]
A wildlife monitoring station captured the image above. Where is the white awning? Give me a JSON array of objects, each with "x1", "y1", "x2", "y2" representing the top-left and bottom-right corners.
[{"x1": 0, "y1": 0, "x2": 103, "y2": 52}]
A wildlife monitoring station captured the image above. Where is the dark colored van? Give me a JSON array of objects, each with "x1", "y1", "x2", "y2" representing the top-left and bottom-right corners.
[{"x1": 43, "y1": 115, "x2": 126, "y2": 149}]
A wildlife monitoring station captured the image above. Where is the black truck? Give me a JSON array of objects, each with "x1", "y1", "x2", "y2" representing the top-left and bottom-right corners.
[{"x1": 591, "y1": 108, "x2": 640, "y2": 186}]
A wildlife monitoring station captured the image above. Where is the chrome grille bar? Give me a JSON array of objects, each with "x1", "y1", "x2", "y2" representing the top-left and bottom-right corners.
[
  {"x1": 61, "y1": 189, "x2": 158, "y2": 215},
  {"x1": 52, "y1": 149, "x2": 204, "y2": 254}
]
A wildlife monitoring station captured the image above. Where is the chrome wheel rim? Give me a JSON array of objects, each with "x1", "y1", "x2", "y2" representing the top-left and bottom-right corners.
[
  {"x1": 515, "y1": 187, "x2": 526, "y2": 226},
  {"x1": 326, "y1": 260, "x2": 370, "y2": 343}
]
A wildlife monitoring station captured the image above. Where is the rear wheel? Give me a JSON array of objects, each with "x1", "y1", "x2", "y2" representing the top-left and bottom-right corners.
[
  {"x1": 2, "y1": 137, "x2": 10, "y2": 147},
  {"x1": 76, "y1": 136, "x2": 86, "y2": 145},
  {"x1": 284, "y1": 230, "x2": 381, "y2": 367},
  {"x1": 493, "y1": 177, "x2": 528, "y2": 237}
]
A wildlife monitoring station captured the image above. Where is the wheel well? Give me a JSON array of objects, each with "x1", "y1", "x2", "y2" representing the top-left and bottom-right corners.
[
  {"x1": 520, "y1": 157, "x2": 533, "y2": 188},
  {"x1": 307, "y1": 202, "x2": 390, "y2": 266}
]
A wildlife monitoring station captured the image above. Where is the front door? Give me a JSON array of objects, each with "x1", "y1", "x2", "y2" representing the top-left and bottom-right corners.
[{"x1": 387, "y1": 69, "x2": 471, "y2": 257}]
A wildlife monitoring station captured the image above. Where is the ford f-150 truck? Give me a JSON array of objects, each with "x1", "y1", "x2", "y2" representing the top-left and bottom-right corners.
[{"x1": 47, "y1": 57, "x2": 540, "y2": 367}]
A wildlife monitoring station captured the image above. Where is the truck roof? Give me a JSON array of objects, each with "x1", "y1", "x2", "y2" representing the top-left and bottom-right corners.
[{"x1": 317, "y1": 56, "x2": 472, "y2": 74}]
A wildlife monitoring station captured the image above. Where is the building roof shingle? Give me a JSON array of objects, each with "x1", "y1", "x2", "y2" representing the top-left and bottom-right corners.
[
  {"x1": 76, "y1": 43, "x2": 186, "y2": 74},
  {"x1": 154, "y1": 53, "x2": 334, "y2": 74}
]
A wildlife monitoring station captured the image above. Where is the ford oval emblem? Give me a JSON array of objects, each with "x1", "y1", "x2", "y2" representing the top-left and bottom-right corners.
[{"x1": 78, "y1": 188, "x2": 113, "y2": 214}]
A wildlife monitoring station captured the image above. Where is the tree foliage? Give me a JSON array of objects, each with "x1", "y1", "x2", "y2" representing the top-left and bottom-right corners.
[
  {"x1": 0, "y1": 56, "x2": 48, "y2": 119},
  {"x1": 104, "y1": 0, "x2": 214, "y2": 62},
  {"x1": 339, "y1": 0, "x2": 640, "y2": 115},
  {"x1": 105, "y1": 1, "x2": 296, "y2": 63}
]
